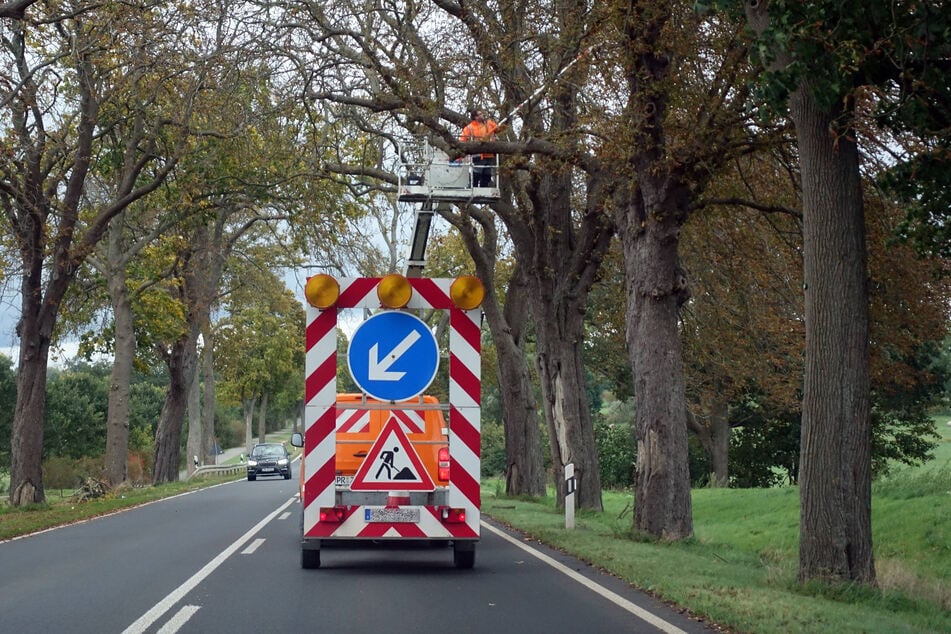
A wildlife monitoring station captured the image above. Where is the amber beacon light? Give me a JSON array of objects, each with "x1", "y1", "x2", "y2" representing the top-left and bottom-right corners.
[
  {"x1": 304, "y1": 274, "x2": 340, "y2": 309},
  {"x1": 450, "y1": 275, "x2": 484, "y2": 310},
  {"x1": 377, "y1": 273, "x2": 413, "y2": 308}
]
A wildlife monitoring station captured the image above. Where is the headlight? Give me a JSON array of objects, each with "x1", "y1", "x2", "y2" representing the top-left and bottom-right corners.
[
  {"x1": 247, "y1": 459, "x2": 258, "y2": 466},
  {"x1": 278, "y1": 458, "x2": 288, "y2": 465}
]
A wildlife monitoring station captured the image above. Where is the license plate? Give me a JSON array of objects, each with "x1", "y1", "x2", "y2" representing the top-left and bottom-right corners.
[
  {"x1": 335, "y1": 475, "x2": 353, "y2": 487},
  {"x1": 261, "y1": 468, "x2": 274, "y2": 473},
  {"x1": 365, "y1": 507, "x2": 420, "y2": 523}
]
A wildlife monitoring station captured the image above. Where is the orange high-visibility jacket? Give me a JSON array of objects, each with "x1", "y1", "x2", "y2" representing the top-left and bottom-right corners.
[{"x1": 460, "y1": 119, "x2": 499, "y2": 159}]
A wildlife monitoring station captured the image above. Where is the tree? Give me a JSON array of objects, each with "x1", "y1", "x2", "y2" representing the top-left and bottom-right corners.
[
  {"x1": 605, "y1": 1, "x2": 765, "y2": 538},
  {"x1": 267, "y1": 0, "x2": 615, "y2": 507},
  {"x1": 706, "y1": 0, "x2": 951, "y2": 584},
  {"x1": 215, "y1": 271, "x2": 304, "y2": 452},
  {"x1": 427, "y1": 216, "x2": 547, "y2": 497},
  {"x1": 43, "y1": 363, "x2": 109, "y2": 459},
  {"x1": 0, "y1": 2, "x2": 202, "y2": 504},
  {"x1": 0, "y1": 0, "x2": 34, "y2": 20}
]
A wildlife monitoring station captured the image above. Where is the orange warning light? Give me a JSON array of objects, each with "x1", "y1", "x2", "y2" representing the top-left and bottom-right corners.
[{"x1": 305, "y1": 274, "x2": 340, "y2": 309}]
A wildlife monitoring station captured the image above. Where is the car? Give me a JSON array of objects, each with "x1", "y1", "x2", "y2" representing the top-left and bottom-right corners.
[{"x1": 247, "y1": 443, "x2": 292, "y2": 481}]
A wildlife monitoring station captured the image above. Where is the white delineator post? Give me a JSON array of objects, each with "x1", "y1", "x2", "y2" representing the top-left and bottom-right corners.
[{"x1": 565, "y1": 463, "x2": 576, "y2": 530}]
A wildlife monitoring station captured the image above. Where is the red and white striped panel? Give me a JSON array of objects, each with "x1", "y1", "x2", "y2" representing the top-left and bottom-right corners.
[
  {"x1": 335, "y1": 409, "x2": 371, "y2": 433},
  {"x1": 303, "y1": 277, "x2": 481, "y2": 540},
  {"x1": 335, "y1": 409, "x2": 426, "y2": 434}
]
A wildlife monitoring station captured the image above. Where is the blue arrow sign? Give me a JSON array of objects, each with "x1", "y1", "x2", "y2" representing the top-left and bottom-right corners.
[{"x1": 347, "y1": 311, "x2": 439, "y2": 402}]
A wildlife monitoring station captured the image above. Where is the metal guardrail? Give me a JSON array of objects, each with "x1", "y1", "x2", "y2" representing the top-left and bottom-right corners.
[{"x1": 186, "y1": 463, "x2": 246, "y2": 480}]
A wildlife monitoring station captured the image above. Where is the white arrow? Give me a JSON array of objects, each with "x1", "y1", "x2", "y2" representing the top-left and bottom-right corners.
[{"x1": 368, "y1": 330, "x2": 421, "y2": 381}]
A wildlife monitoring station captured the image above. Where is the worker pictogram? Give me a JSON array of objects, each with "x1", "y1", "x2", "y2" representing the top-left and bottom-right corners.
[{"x1": 350, "y1": 418, "x2": 435, "y2": 491}]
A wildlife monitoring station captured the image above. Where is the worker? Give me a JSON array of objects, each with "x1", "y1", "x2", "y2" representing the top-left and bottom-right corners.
[{"x1": 459, "y1": 108, "x2": 500, "y2": 187}]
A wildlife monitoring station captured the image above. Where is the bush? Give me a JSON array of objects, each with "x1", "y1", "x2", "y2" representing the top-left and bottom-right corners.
[
  {"x1": 595, "y1": 419, "x2": 636, "y2": 489},
  {"x1": 480, "y1": 421, "x2": 507, "y2": 477},
  {"x1": 216, "y1": 417, "x2": 245, "y2": 450},
  {"x1": 42, "y1": 454, "x2": 106, "y2": 495}
]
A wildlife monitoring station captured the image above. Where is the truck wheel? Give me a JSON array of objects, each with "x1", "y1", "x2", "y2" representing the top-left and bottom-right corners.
[
  {"x1": 302, "y1": 548, "x2": 321, "y2": 569},
  {"x1": 453, "y1": 544, "x2": 475, "y2": 569}
]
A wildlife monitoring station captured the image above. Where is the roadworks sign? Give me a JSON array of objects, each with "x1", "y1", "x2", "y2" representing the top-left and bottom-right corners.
[{"x1": 349, "y1": 418, "x2": 435, "y2": 491}]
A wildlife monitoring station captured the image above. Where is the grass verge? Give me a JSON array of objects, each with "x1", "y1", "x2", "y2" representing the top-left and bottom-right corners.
[{"x1": 0, "y1": 474, "x2": 240, "y2": 542}]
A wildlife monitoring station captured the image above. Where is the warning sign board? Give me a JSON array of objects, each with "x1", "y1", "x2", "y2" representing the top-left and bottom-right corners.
[{"x1": 350, "y1": 418, "x2": 435, "y2": 491}]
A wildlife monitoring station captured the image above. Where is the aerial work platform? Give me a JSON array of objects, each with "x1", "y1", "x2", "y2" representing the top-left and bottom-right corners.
[{"x1": 397, "y1": 137, "x2": 500, "y2": 204}]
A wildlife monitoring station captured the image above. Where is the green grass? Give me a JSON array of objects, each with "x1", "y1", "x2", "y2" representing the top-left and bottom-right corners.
[
  {"x1": 483, "y1": 416, "x2": 951, "y2": 633},
  {"x1": 0, "y1": 474, "x2": 241, "y2": 541}
]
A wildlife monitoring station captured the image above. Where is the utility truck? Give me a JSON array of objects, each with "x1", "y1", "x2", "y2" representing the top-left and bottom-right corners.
[{"x1": 292, "y1": 273, "x2": 484, "y2": 569}]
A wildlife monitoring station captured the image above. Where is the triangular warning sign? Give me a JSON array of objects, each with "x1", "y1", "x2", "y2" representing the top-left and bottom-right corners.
[{"x1": 350, "y1": 418, "x2": 435, "y2": 491}]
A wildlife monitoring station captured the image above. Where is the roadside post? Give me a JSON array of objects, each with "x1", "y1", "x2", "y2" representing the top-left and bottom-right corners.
[{"x1": 565, "y1": 463, "x2": 576, "y2": 529}]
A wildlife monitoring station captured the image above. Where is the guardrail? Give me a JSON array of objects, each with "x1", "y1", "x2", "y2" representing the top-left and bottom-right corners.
[{"x1": 186, "y1": 463, "x2": 246, "y2": 480}]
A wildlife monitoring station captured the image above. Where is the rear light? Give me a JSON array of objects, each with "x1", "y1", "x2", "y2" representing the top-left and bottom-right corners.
[
  {"x1": 438, "y1": 446, "x2": 450, "y2": 481},
  {"x1": 319, "y1": 506, "x2": 346, "y2": 523},
  {"x1": 439, "y1": 506, "x2": 467, "y2": 524}
]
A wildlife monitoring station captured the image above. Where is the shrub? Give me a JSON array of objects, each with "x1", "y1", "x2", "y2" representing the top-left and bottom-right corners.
[{"x1": 480, "y1": 421, "x2": 507, "y2": 477}]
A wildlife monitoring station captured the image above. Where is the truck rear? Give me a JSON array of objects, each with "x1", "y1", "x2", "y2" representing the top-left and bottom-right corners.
[{"x1": 294, "y1": 274, "x2": 483, "y2": 569}]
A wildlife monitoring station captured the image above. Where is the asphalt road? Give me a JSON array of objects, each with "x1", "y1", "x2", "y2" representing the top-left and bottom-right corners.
[{"x1": 0, "y1": 471, "x2": 716, "y2": 634}]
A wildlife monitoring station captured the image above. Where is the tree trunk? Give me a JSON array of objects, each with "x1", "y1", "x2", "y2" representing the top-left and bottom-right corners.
[
  {"x1": 10, "y1": 351, "x2": 50, "y2": 506},
  {"x1": 257, "y1": 391, "x2": 269, "y2": 444},
  {"x1": 688, "y1": 395, "x2": 731, "y2": 487},
  {"x1": 201, "y1": 326, "x2": 217, "y2": 465},
  {"x1": 498, "y1": 263, "x2": 546, "y2": 497},
  {"x1": 104, "y1": 248, "x2": 135, "y2": 486},
  {"x1": 615, "y1": 3, "x2": 694, "y2": 540},
  {"x1": 506, "y1": 161, "x2": 612, "y2": 511},
  {"x1": 790, "y1": 85, "x2": 874, "y2": 584},
  {"x1": 437, "y1": 204, "x2": 546, "y2": 498},
  {"x1": 620, "y1": 204, "x2": 694, "y2": 539},
  {"x1": 534, "y1": 309, "x2": 603, "y2": 511},
  {"x1": 244, "y1": 397, "x2": 255, "y2": 453},
  {"x1": 153, "y1": 335, "x2": 198, "y2": 482},
  {"x1": 708, "y1": 402, "x2": 731, "y2": 488}
]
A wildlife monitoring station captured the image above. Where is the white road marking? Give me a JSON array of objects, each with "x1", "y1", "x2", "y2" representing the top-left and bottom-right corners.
[
  {"x1": 480, "y1": 520, "x2": 688, "y2": 634},
  {"x1": 156, "y1": 605, "x2": 200, "y2": 634},
  {"x1": 122, "y1": 496, "x2": 297, "y2": 634},
  {"x1": 241, "y1": 538, "x2": 265, "y2": 554}
]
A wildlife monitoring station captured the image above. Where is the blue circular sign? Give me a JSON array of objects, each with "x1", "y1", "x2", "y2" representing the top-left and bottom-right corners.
[{"x1": 347, "y1": 311, "x2": 439, "y2": 401}]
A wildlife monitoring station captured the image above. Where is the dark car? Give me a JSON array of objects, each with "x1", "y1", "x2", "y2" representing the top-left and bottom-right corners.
[{"x1": 247, "y1": 443, "x2": 292, "y2": 481}]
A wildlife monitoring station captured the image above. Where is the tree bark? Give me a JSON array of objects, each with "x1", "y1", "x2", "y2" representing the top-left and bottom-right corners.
[
  {"x1": 498, "y1": 263, "x2": 546, "y2": 497},
  {"x1": 615, "y1": 2, "x2": 694, "y2": 540},
  {"x1": 506, "y1": 160, "x2": 613, "y2": 511},
  {"x1": 104, "y1": 221, "x2": 135, "y2": 486},
  {"x1": 153, "y1": 334, "x2": 197, "y2": 482},
  {"x1": 257, "y1": 391, "x2": 269, "y2": 444},
  {"x1": 688, "y1": 395, "x2": 731, "y2": 487},
  {"x1": 10, "y1": 343, "x2": 50, "y2": 505},
  {"x1": 619, "y1": 193, "x2": 694, "y2": 539},
  {"x1": 440, "y1": 203, "x2": 546, "y2": 498},
  {"x1": 243, "y1": 397, "x2": 255, "y2": 454},
  {"x1": 201, "y1": 326, "x2": 217, "y2": 465},
  {"x1": 790, "y1": 85, "x2": 874, "y2": 584}
]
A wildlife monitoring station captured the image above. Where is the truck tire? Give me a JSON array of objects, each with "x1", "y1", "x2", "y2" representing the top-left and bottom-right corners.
[
  {"x1": 302, "y1": 548, "x2": 321, "y2": 569},
  {"x1": 453, "y1": 543, "x2": 475, "y2": 569}
]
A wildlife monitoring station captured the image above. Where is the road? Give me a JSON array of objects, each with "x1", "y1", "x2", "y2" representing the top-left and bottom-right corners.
[{"x1": 0, "y1": 470, "x2": 715, "y2": 634}]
